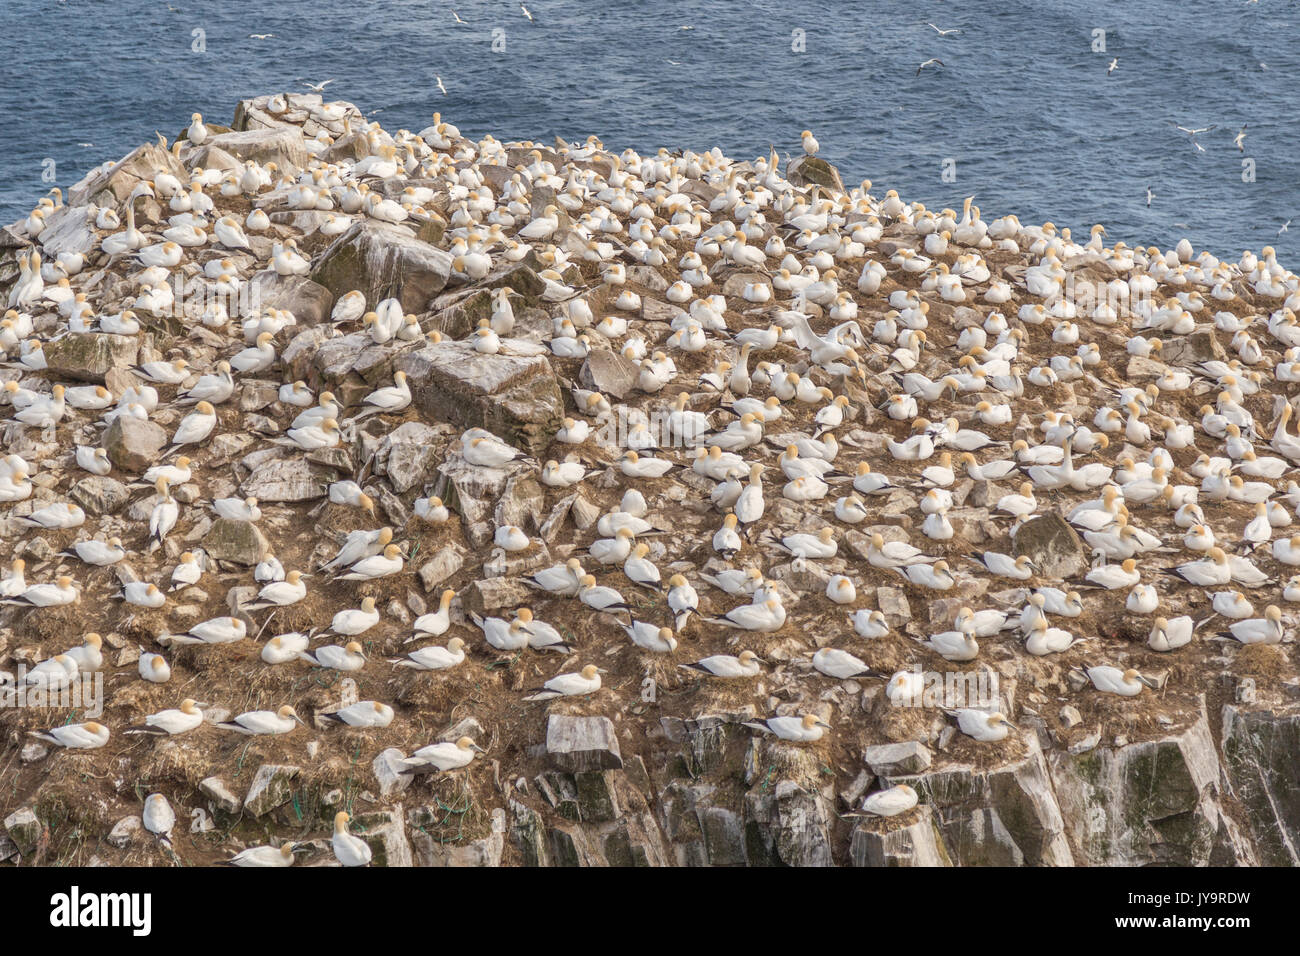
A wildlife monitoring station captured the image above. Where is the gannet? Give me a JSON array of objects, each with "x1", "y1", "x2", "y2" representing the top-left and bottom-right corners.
[
  {"x1": 860, "y1": 784, "x2": 919, "y2": 817},
  {"x1": 742, "y1": 713, "x2": 830, "y2": 742},
  {"x1": 945, "y1": 709, "x2": 1015, "y2": 742},
  {"x1": 523, "y1": 664, "x2": 604, "y2": 700},
  {"x1": 1077, "y1": 666, "x2": 1155, "y2": 696},
  {"x1": 59, "y1": 537, "x2": 125, "y2": 566},
  {"x1": 852, "y1": 608, "x2": 890, "y2": 638},
  {"x1": 3, "y1": 575, "x2": 79, "y2": 607},
  {"x1": 261, "y1": 632, "x2": 311, "y2": 665},
  {"x1": 1216, "y1": 605, "x2": 1285, "y2": 645},
  {"x1": 138, "y1": 652, "x2": 171, "y2": 683},
  {"x1": 321, "y1": 700, "x2": 395, "y2": 728},
  {"x1": 217, "y1": 705, "x2": 306, "y2": 735},
  {"x1": 166, "y1": 616, "x2": 247, "y2": 646},
  {"x1": 322, "y1": 597, "x2": 380, "y2": 637},
  {"x1": 680, "y1": 649, "x2": 763, "y2": 678},
  {"x1": 623, "y1": 621, "x2": 677, "y2": 653},
  {"x1": 228, "y1": 843, "x2": 299, "y2": 867},
  {"x1": 125, "y1": 699, "x2": 203, "y2": 736},
  {"x1": 331, "y1": 812, "x2": 373, "y2": 867},
  {"x1": 399, "y1": 736, "x2": 485, "y2": 774},
  {"x1": 30, "y1": 721, "x2": 110, "y2": 750},
  {"x1": 706, "y1": 597, "x2": 786, "y2": 632},
  {"x1": 303, "y1": 640, "x2": 367, "y2": 672},
  {"x1": 811, "y1": 647, "x2": 874, "y2": 679},
  {"x1": 666, "y1": 574, "x2": 699, "y2": 630}
]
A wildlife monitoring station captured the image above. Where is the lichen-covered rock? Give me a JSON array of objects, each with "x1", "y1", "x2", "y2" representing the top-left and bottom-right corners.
[
  {"x1": 849, "y1": 806, "x2": 953, "y2": 867},
  {"x1": 786, "y1": 155, "x2": 846, "y2": 193},
  {"x1": 418, "y1": 546, "x2": 464, "y2": 592},
  {"x1": 1048, "y1": 709, "x2": 1240, "y2": 865},
  {"x1": 2, "y1": 807, "x2": 43, "y2": 856},
  {"x1": 200, "y1": 126, "x2": 310, "y2": 172},
  {"x1": 69, "y1": 140, "x2": 187, "y2": 206},
  {"x1": 104, "y1": 416, "x2": 168, "y2": 472},
  {"x1": 43, "y1": 333, "x2": 138, "y2": 384},
  {"x1": 203, "y1": 518, "x2": 270, "y2": 565},
  {"x1": 1012, "y1": 511, "x2": 1087, "y2": 579},
  {"x1": 311, "y1": 220, "x2": 453, "y2": 315},
  {"x1": 1219, "y1": 704, "x2": 1300, "y2": 866},
  {"x1": 396, "y1": 340, "x2": 563, "y2": 456},
  {"x1": 30, "y1": 204, "x2": 97, "y2": 259},
  {"x1": 199, "y1": 777, "x2": 241, "y2": 814},
  {"x1": 243, "y1": 764, "x2": 301, "y2": 817},
  {"x1": 743, "y1": 779, "x2": 836, "y2": 866},
  {"x1": 546, "y1": 715, "x2": 623, "y2": 773},
  {"x1": 239, "y1": 456, "x2": 329, "y2": 502},
  {"x1": 411, "y1": 807, "x2": 505, "y2": 866},
  {"x1": 863, "y1": 741, "x2": 933, "y2": 777},
  {"x1": 465, "y1": 577, "x2": 532, "y2": 615},
  {"x1": 580, "y1": 349, "x2": 639, "y2": 400},
  {"x1": 247, "y1": 272, "x2": 333, "y2": 326},
  {"x1": 1159, "y1": 327, "x2": 1226, "y2": 366},
  {"x1": 69, "y1": 476, "x2": 130, "y2": 515},
  {"x1": 910, "y1": 738, "x2": 1073, "y2": 866},
  {"x1": 351, "y1": 806, "x2": 412, "y2": 867},
  {"x1": 376, "y1": 422, "x2": 443, "y2": 493},
  {"x1": 372, "y1": 748, "x2": 413, "y2": 800}
]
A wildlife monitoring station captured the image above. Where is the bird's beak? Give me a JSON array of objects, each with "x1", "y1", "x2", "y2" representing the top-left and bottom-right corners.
[
  {"x1": 472, "y1": 744, "x2": 487, "y2": 753},
  {"x1": 295, "y1": 714, "x2": 309, "y2": 726},
  {"x1": 816, "y1": 720, "x2": 831, "y2": 730},
  {"x1": 597, "y1": 667, "x2": 609, "y2": 674},
  {"x1": 1138, "y1": 675, "x2": 1159, "y2": 689}
]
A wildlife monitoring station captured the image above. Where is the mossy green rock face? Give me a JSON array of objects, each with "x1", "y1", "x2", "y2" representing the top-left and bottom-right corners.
[
  {"x1": 2, "y1": 807, "x2": 43, "y2": 856},
  {"x1": 43, "y1": 333, "x2": 138, "y2": 384},
  {"x1": 410, "y1": 808, "x2": 506, "y2": 867},
  {"x1": 242, "y1": 764, "x2": 300, "y2": 817},
  {"x1": 910, "y1": 739, "x2": 1073, "y2": 866},
  {"x1": 311, "y1": 220, "x2": 453, "y2": 316},
  {"x1": 743, "y1": 779, "x2": 835, "y2": 867},
  {"x1": 1220, "y1": 705, "x2": 1300, "y2": 866},
  {"x1": 849, "y1": 806, "x2": 953, "y2": 867},
  {"x1": 1048, "y1": 711, "x2": 1236, "y2": 865},
  {"x1": 352, "y1": 807, "x2": 412, "y2": 867}
]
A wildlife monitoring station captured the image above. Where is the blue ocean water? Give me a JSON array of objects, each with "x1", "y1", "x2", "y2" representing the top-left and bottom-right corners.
[{"x1": 1, "y1": 0, "x2": 1297, "y2": 263}]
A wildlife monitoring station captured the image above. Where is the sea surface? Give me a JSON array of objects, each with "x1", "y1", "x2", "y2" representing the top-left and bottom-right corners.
[{"x1": 1, "y1": 0, "x2": 1297, "y2": 263}]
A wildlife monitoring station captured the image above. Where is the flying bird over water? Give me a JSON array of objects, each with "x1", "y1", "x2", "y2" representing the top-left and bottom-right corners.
[
  {"x1": 301, "y1": 79, "x2": 335, "y2": 93},
  {"x1": 916, "y1": 58, "x2": 945, "y2": 76},
  {"x1": 1107, "y1": 57, "x2": 1118, "y2": 75},
  {"x1": 927, "y1": 23, "x2": 962, "y2": 36}
]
